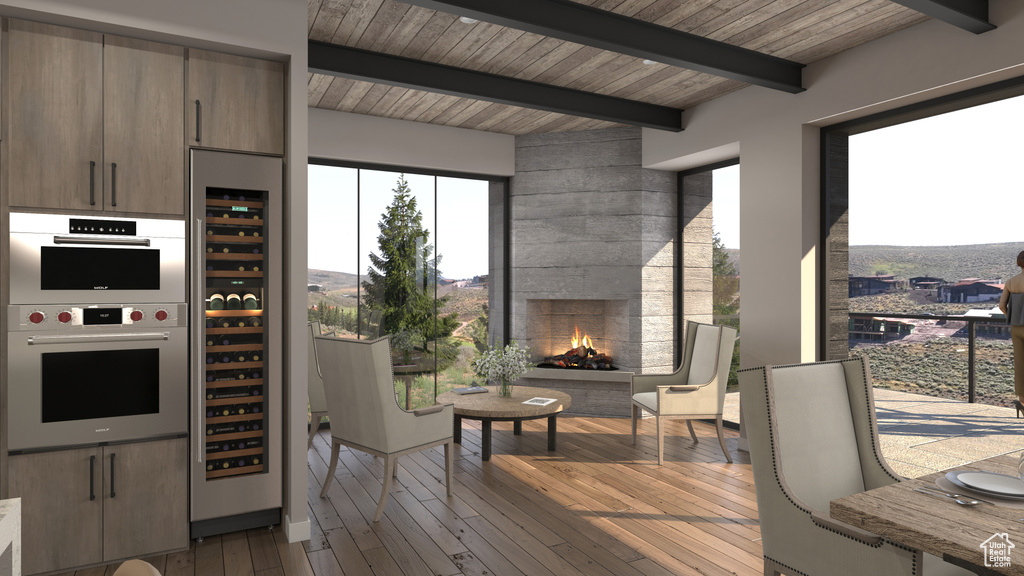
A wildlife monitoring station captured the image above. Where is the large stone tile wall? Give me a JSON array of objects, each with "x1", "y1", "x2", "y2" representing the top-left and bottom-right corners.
[{"x1": 510, "y1": 127, "x2": 677, "y2": 374}]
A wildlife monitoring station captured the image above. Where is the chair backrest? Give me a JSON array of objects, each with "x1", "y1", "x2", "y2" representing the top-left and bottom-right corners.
[
  {"x1": 364, "y1": 309, "x2": 384, "y2": 340},
  {"x1": 308, "y1": 321, "x2": 328, "y2": 414},
  {"x1": 740, "y1": 356, "x2": 899, "y2": 514},
  {"x1": 679, "y1": 321, "x2": 737, "y2": 409},
  {"x1": 313, "y1": 334, "x2": 400, "y2": 453}
]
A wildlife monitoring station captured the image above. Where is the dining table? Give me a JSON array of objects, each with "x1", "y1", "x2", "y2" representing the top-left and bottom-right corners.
[{"x1": 830, "y1": 452, "x2": 1024, "y2": 575}]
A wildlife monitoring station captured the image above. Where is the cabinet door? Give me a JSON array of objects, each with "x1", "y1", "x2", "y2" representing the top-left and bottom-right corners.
[
  {"x1": 8, "y1": 19, "x2": 103, "y2": 211},
  {"x1": 102, "y1": 438, "x2": 188, "y2": 561},
  {"x1": 188, "y1": 49, "x2": 285, "y2": 155},
  {"x1": 104, "y1": 36, "x2": 186, "y2": 215},
  {"x1": 8, "y1": 447, "x2": 103, "y2": 574}
]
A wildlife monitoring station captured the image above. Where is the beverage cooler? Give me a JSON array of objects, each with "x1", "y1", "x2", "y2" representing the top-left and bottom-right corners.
[{"x1": 189, "y1": 150, "x2": 282, "y2": 539}]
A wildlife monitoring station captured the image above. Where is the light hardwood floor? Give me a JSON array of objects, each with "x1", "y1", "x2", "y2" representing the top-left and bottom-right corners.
[{"x1": 74, "y1": 417, "x2": 761, "y2": 576}]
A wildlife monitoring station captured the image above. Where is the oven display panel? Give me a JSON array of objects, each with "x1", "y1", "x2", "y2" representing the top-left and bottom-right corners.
[{"x1": 83, "y1": 308, "x2": 124, "y2": 325}]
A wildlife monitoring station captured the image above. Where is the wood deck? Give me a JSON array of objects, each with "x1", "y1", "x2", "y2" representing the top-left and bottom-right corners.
[{"x1": 71, "y1": 416, "x2": 761, "y2": 576}]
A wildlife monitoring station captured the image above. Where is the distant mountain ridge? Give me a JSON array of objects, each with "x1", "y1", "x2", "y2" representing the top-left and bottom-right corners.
[{"x1": 849, "y1": 243, "x2": 1022, "y2": 282}]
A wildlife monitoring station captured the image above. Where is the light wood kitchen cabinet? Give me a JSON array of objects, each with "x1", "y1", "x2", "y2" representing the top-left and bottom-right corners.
[
  {"x1": 188, "y1": 49, "x2": 285, "y2": 155},
  {"x1": 8, "y1": 438, "x2": 188, "y2": 575},
  {"x1": 7, "y1": 19, "x2": 185, "y2": 215},
  {"x1": 7, "y1": 19, "x2": 103, "y2": 212},
  {"x1": 103, "y1": 36, "x2": 185, "y2": 215}
]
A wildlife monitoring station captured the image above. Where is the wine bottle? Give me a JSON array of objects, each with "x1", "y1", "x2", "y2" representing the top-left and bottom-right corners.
[
  {"x1": 247, "y1": 317, "x2": 262, "y2": 328},
  {"x1": 226, "y1": 293, "x2": 241, "y2": 310},
  {"x1": 219, "y1": 319, "x2": 232, "y2": 329},
  {"x1": 243, "y1": 293, "x2": 258, "y2": 309},
  {"x1": 206, "y1": 423, "x2": 248, "y2": 436},
  {"x1": 235, "y1": 353, "x2": 248, "y2": 363},
  {"x1": 206, "y1": 354, "x2": 216, "y2": 364},
  {"x1": 206, "y1": 247, "x2": 214, "y2": 253},
  {"x1": 209, "y1": 293, "x2": 225, "y2": 310},
  {"x1": 249, "y1": 351, "x2": 261, "y2": 362}
]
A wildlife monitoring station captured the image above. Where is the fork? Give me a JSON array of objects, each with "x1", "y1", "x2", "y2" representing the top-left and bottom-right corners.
[{"x1": 915, "y1": 486, "x2": 994, "y2": 506}]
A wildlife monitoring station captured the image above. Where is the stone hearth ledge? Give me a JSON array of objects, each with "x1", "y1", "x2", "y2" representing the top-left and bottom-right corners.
[{"x1": 520, "y1": 367, "x2": 635, "y2": 418}]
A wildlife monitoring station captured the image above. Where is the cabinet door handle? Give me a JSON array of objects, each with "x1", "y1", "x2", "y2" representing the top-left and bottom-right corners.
[
  {"x1": 111, "y1": 162, "x2": 118, "y2": 207},
  {"x1": 195, "y1": 100, "x2": 202, "y2": 143},
  {"x1": 89, "y1": 455, "x2": 96, "y2": 501},
  {"x1": 109, "y1": 452, "x2": 116, "y2": 498},
  {"x1": 89, "y1": 161, "x2": 97, "y2": 206}
]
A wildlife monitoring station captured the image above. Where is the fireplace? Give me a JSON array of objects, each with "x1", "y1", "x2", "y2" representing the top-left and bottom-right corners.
[{"x1": 524, "y1": 298, "x2": 632, "y2": 372}]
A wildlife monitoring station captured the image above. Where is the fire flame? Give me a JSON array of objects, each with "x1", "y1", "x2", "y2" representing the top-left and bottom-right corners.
[{"x1": 570, "y1": 325, "x2": 593, "y2": 349}]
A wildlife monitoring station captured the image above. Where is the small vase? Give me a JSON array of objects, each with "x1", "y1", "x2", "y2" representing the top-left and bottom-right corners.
[{"x1": 498, "y1": 378, "x2": 514, "y2": 398}]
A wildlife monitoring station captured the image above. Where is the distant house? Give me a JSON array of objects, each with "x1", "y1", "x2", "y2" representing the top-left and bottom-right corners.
[
  {"x1": 849, "y1": 274, "x2": 902, "y2": 297},
  {"x1": 963, "y1": 307, "x2": 1010, "y2": 336},
  {"x1": 308, "y1": 283, "x2": 322, "y2": 292},
  {"x1": 848, "y1": 317, "x2": 914, "y2": 341},
  {"x1": 909, "y1": 276, "x2": 944, "y2": 289},
  {"x1": 939, "y1": 279, "x2": 1003, "y2": 303}
]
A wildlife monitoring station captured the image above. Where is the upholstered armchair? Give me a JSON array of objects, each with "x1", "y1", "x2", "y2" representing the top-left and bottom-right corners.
[
  {"x1": 630, "y1": 321, "x2": 737, "y2": 465},
  {"x1": 314, "y1": 334, "x2": 454, "y2": 522},
  {"x1": 307, "y1": 321, "x2": 329, "y2": 450},
  {"x1": 739, "y1": 357, "x2": 972, "y2": 576}
]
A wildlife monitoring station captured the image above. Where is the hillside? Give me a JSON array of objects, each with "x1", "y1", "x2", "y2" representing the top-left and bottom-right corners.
[
  {"x1": 849, "y1": 243, "x2": 1021, "y2": 282},
  {"x1": 307, "y1": 268, "x2": 359, "y2": 292}
]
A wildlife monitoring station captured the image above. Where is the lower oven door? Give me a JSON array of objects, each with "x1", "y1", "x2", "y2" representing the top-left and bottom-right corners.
[{"x1": 7, "y1": 325, "x2": 188, "y2": 452}]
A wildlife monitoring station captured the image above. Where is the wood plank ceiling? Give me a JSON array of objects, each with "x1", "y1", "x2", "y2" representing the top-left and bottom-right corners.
[{"x1": 308, "y1": 0, "x2": 932, "y2": 135}]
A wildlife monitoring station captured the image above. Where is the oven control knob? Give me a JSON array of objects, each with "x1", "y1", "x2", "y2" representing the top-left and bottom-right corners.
[
  {"x1": 57, "y1": 311, "x2": 73, "y2": 324},
  {"x1": 130, "y1": 310, "x2": 144, "y2": 322},
  {"x1": 155, "y1": 310, "x2": 168, "y2": 321},
  {"x1": 28, "y1": 311, "x2": 45, "y2": 324}
]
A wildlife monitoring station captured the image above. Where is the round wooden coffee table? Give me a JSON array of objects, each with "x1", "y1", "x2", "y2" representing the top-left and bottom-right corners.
[{"x1": 436, "y1": 385, "x2": 572, "y2": 461}]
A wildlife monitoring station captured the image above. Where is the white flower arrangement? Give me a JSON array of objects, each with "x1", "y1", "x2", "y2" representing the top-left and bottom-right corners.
[{"x1": 472, "y1": 339, "x2": 535, "y2": 395}]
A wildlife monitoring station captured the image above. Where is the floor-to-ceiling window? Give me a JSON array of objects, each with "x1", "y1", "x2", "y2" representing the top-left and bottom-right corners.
[
  {"x1": 823, "y1": 78, "x2": 1024, "y2": 406},
  {"x1": 308, "y1": 161, "x2": 505, "y2": 409}
]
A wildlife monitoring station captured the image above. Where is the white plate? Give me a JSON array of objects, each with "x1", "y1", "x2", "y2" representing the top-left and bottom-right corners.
[
  {"x1": 944, "y1": 472, "x2": 1024, "y2": 500},
  {"x1": 951, "y1": 471, "x2": 1024, "y2": 497}
]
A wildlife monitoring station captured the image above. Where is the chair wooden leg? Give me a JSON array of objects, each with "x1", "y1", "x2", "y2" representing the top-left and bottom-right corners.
[
  {"x1": 715, "y1": 416, "x2": 733, "y2": 463},
  {"x1": 375, "y1": 455, "x2": 396, "y2": 522},
  {"x1": 307, "y1": 413, "x2": 324, "y2": 451},
  {"x1": 685, "y1": 419, "x2": 698, "y2": 444},
  {"x1": 656, "y1": 416, "x2": 665, "y2": 466},
  {"x1": 631, "y1": 404, "x2": 639, "y2": 446},
  {"x1": 444, "y1": 440, "x2": 454, "y2": 497},
  {"x1": 319, "y1": 438, "x2": 340, "y2": 498}
]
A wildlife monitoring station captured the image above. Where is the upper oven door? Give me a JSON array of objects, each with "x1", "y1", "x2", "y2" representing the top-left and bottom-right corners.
[{"x1": 9, "y1": 212, "x2": 186, "y2": 304}]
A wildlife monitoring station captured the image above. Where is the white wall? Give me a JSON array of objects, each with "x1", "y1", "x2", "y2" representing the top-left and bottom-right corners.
[
  {"x1": 309, "y1": 107, "x2": 515, "y2": 176},
  {"x1": 0, "y1": 0, "x2": 311, "y2": 543},
  {"x1": 643, "y1": 0, "x2": 1024, "y2": 368}
]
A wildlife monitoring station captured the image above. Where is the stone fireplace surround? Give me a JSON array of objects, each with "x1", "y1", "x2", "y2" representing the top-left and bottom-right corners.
[{"x1": 499, "y1": 126, "x2": 711, "y2": 417}]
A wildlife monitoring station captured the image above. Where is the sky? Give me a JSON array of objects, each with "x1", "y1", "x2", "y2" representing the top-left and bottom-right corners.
[
  {"x1": 308, "y1": 165, "x2": 490, "y2": 279},
  {"x1": 848, "y1": 94, "x2": 1024, "y2": 246}
]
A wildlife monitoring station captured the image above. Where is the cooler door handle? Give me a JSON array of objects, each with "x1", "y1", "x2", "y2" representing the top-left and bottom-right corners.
[{"x1": 195, "y1": 217, "x2": 205, "y2": 464}]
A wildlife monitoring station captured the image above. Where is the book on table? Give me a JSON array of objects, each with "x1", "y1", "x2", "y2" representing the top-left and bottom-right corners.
[
  {"x1": 522, "y1": 397, "x2": 557, "y2": 406},
  {"x1": 453, "y1": 385, "x2": 487, "y2": 395}
]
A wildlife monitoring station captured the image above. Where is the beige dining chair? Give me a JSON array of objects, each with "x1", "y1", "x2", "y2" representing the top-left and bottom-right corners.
[
  {"x1": 739, "y1": 356, "x2": 973, "y2": 576},
  {"x1": 314, "y1": 334, "x2": 454, "y2": 522},
  {"x1": 630, "y1": 321, "x2": 737, "y2": 465},
  {"x1": 307, "y1": 321, "x2": 328, "y2": 450}
]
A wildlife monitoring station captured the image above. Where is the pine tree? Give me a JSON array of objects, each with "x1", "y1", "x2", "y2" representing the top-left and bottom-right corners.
[{"x1": 362, "y1": 175, "x2": 459, "y2": 340}]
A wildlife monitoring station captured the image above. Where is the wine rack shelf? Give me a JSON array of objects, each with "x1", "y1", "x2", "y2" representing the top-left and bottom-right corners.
[{"x1": 203, "y1": 192, "x2": 268, "y2": 481}]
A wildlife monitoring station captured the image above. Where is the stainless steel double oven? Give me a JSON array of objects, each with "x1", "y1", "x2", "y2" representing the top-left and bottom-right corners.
[{"x1": 7, "y1": 212, "x2": 188, "y2": 452}]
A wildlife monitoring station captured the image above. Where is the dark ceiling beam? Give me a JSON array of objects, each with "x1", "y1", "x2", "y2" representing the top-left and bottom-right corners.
[
  {"x1": 400, "y1": 0, "x2": 804, "y2": 93},
  {"x1": 308, "y1": 41, "x2": 684, "y2": 132},
  {"x1": 891, "y1": 0, "x2": 994, "y2": 33}
]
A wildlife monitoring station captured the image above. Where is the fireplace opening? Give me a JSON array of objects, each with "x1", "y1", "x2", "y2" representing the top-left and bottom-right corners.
[{"x1": 539, "y1": 325, "x2": 616, "y2": 370}]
